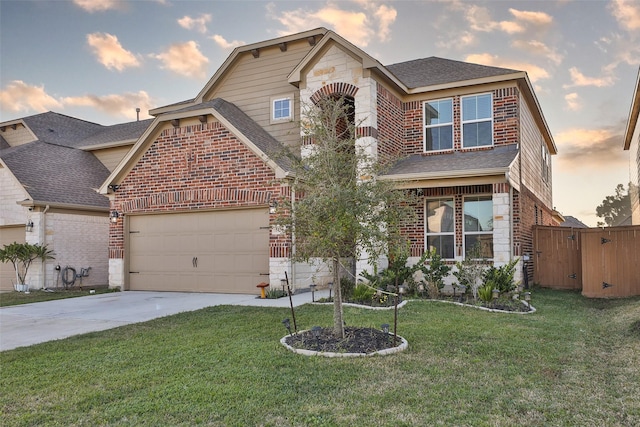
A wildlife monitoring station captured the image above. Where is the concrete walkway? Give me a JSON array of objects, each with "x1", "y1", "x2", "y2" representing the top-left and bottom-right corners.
[{"x1": 0, "y1": 290, "x2": 328, "y2": 351}]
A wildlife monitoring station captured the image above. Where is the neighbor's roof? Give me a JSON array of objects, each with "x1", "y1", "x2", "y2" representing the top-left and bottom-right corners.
[
  {"x1": 20, "y1": 112, "x2": 103, "y2": 148},
  {"x1": 386, "y1": 57, "x2": 520, "y2": 89},
  {"x1": 0, "y1": 141, "x2": 111, "y2": 208},
  {"x1": 0, "y1": 111, "x2": 151, "y2": 209},
  {"x1": 384, "y1": 144, "x2": 519, "y2": 180},
  {"x1": 560, "y1": 215, "x2": 589, "y2": 228}
]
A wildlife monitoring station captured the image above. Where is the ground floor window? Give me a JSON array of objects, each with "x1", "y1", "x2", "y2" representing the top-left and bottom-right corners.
[
  {"x1": 425, "y1": 198, "x2": 455, "y2": 259},
  {"x1": 463, "y1": 195, "x2": 493, "y2": 258}
]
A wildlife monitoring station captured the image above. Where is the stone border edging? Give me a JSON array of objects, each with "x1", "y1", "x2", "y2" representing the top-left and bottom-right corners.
[
  {"x1": 311, "y1": 298, "x2": 534, "y2": 314},
  {"x1": 280, "y1": 331, "x2": 409, "y2": 358},
  {"x1": 311, "y1": 300, "x2": 409, "y2": 311},
  {"x1": 419, "y1": 298, "x2": 536, "y2": 314}
]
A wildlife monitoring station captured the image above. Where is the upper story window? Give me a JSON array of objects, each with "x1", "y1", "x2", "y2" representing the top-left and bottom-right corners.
[
  {"x1": 423, "y1": 99, "x2": 453, "y2": 152},
  {"x1": 461, "y1": 93, "x2": 493, "y2": 148},
  {"x1": 541, "y1": 142, "x2": 550, "y2": 184},
  {"x1": 271, "y1": 94, "x2": 293, "y2": 123}
]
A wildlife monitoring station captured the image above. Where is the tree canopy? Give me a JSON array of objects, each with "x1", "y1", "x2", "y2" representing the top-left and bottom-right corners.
[
  {"x1": 596, "y1": 183, "x2": 631, "y2": 227},
  {"x1": 276, "y1": 96, "x2": 416, "y2": 337}
]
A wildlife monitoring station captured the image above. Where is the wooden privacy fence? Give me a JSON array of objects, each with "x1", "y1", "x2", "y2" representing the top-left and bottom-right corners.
[{"x1": 533, "y1": 225, "x2": 640, "y2": 298}]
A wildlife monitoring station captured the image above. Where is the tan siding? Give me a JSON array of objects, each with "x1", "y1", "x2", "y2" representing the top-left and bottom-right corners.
[
  {"x1": 520, "y1": 95, "x2": 552, "y2": 207},
  {"x1": 1, "y1": 124, "x2": 35, "y2": 147},
  {"x1": 206, "y1": 40, "x2": 314, "y2": 148},
  {"x1": 92, "y1": 146, "x2": 133, "y2": 172}
]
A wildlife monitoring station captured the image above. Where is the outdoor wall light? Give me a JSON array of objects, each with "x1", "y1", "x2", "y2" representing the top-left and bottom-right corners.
[
  {"x1": 282, "y1": 318, "x2": 292, "y2": 336},
  {"x1": 269, "y1": 200, "x2": 278, "y2": 214},
  {"x1": 109, "y1": 210, "x2": 120, "y2": 223},
  {"x1": 25, "y1": 219, "x2": 34, "y2": 232}
]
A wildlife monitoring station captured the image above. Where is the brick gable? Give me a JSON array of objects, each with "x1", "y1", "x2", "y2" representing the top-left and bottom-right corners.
[{"x1": 108, "y1": 121, "x2": 285, "y2": 258}]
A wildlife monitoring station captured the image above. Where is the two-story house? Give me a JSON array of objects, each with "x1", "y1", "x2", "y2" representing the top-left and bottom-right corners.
[
  {"x1": 0, "y1": 112, "x2": 151, "y2": 291},
  {"x1": 624, "y1": 66, "x2": 640, "y2": 225},
  {"x1": 100, "y1": 27, "x2": 558, "y2": 293}
]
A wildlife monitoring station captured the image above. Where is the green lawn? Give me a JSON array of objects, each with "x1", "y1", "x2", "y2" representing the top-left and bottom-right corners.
[
  {"x1": 1, "y1": 289, "x2": 639, "y2": 426},
  {"x1": 0, "y1": 288, "x2": 115, "y2": 307}
]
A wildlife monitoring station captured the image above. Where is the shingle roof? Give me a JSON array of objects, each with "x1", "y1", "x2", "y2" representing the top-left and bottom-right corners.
[
  {"x1": 560, "y1": 216, "x2": 589, "y2": 228},
  {"x1": 21, "y1": 112, "x2": 104, "y2": 148},
  {"x1": 168, "y1": 99, "x2": 294, "y2": 173},
  {"x1": 386, "y1": 57, "x2": 520, "y2": 89},
  {"x1": 79, "y1": 119, "x2": 153, "y2": 147},
  {"x1": 0, "y1": 134, "x2": 9, "y2": 150},
  {"x1": 1, "y1": 141, "x2": 110, "y2": 208},
  {"x1": 384, "y1": 144, "x2": 518, "y2": 178},
  {"x1": 1, "y1": 111, "x2": 151, "y2": 209}
]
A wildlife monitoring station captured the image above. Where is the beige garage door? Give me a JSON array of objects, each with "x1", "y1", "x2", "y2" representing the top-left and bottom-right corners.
[
  {"x1": 128, "y1": 209, "x2": 269, "y2": 293},
  {"x1": 0, "y1": 226, "x2": 26, "y2": 291}
]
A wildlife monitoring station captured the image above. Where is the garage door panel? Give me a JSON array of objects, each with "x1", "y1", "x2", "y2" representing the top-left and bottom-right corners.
[{"x1": 128, "y1": 209, "x2": 269, "y2": 293}]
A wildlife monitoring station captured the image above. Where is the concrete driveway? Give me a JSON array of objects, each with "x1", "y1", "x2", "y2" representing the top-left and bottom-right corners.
[{"x1": 0, "y1": 290, "x2": 325, "y2": 351}]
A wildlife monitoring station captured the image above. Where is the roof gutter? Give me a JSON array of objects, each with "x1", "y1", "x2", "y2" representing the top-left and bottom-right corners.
[
  {"x1": 380, "y1": 167, "x2": 508, "y2": 183},
  {"x1": 18, "y1": 199, "x2": 109, "y2": 213}
]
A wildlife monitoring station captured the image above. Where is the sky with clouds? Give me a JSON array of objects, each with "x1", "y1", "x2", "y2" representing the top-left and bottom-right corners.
[{"x1": 1, "y1": 0, "x2": 639, "y2": 226}]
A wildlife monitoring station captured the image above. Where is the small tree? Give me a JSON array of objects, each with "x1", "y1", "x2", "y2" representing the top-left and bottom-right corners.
[
  {"x1": 419, "y1": 248, "x2": 452, "y2": 294},
  {"x1": 276, "y1": 96, "x2": 415, "y2": 337},
  {"x1": 452, "y1": 243, "x2": 487, "y2": 301},
  {"x1": 0, "y1": 242, "x2": 55, "y2": 288}
]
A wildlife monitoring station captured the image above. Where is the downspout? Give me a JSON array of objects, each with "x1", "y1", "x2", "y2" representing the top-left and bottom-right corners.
[
  {"x1": 40, "y1": 204, "x2": 50, "y2": 289},
  {"x1": 290, "y1": 187, "x2": 296, "y2": 292}
]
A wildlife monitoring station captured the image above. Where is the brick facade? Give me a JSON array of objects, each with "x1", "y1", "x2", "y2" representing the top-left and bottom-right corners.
[
  {"x1": 108, "y1": 120, "x2": 289, "y2": 260},
  {"x1": 398, "y1": 87, "x2": 520, "y2": 157}
]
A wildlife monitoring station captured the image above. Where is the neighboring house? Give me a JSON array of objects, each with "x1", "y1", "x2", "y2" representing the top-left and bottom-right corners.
[
  {"x1": 0, "y1": 112, "x2": 151, "y2": 291},
  {"x1": 623, "y1": 66, "x2": 640, "y2": 226},
  {"x1": 100, "y1": 27, "x2": 559, "y2": 294},
  {"x1": 560, "y1": 216, "x2": 588, "y2": 229}
]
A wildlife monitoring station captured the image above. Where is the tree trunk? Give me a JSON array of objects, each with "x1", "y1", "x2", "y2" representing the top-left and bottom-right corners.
[{"x1": 332, "y1": 257, "x2": 345, "y2": 338}]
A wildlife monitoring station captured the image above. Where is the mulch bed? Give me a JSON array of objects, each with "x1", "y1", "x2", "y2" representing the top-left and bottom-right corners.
[{"x1": 284, "y1": 326, "x2": 397, "y2": 354}]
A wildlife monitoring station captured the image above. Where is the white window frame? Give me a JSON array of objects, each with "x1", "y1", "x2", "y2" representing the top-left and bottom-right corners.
[
  {"x1": 425, "y1": 197, "x2": 456, "y2": 260},
  {"x1": 541, "y1": 142, "x2": 550, "y2": 184},
  {"x1": 462, "y1": 195, "x2": 493, "y2": 259},
  {"x1": 423, "y1": 98, "x2": 453, "y2": 152},
  {"x1": 270, "y1": 94, "x2": 294, "y2": 124},
  {"x1": 461, "y1": 93, "x2": 493, "y2": 148}
]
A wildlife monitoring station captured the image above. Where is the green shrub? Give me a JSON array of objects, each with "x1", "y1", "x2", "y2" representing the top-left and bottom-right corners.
[
  {"x1": 352, "y1": 283, "x2": 375, "y2": 303},
  {"x1": 265, "y1": 289, "x2": 286, "y2": 299},
  {"x1": 478, "y1": 282, "x2": 495, "y2": 303},
  {"x1": 340, "y1": 277, "x2": 355, "y2": 300},
  {"x1": 453, "y1": 243, "x2": 488, "y2": 300},
  {"x1": 419, "y1": 248, "x2": 452, "y2": 290},
  {"x1": 482, "y1": 258, "x2": 519, "y2": 293}
]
